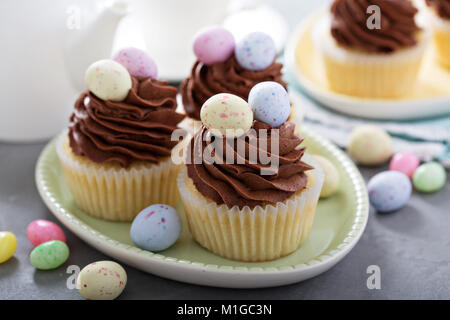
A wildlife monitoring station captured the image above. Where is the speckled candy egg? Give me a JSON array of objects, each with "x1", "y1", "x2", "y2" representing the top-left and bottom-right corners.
[
  {"x1": 85, "y1": 59, "x2": 132, "y2": 101},
  {"x1": 112, "y1": 47, "x2": 158, "y2": 79},
  {"x1": 368, "y1": 171, "x2": 412, "y2": 212},
  {"x1": 389, "y1": 152, "x2": 420, "y2": 178},
  {"x1": 201, "y1": 93, "x2": 253, "y2": 138},
  {"x1": 30, "y1": 240, "x2": 69, "y2": 270},
  {"x1": 0, "y1": 231, "x2": 17, "y2": 264},
  {"x1": 193, "y1": 26, "x2": 235, "y2": 65},
  {"x1": 347, "y1": 125, "x2": 393, "y2": 166},
  {"x1": 27, "y1": 219, "x2": 66, "y2": 247},
  {"x1": 248, "y1": 81, "x2": 290, "y2": 127},
  {"x1": 235, "y1": 32, "x2": 276, "y2": 71},
  {"x1": 77, "y1": 261, "x2": 127, "y2": 300},
  {"x1": 313, "y1": 155, "x2": 340, "y2": 198},
  {"x1": 130, "y1": 204, "x2": 181, "y2": 252},
  {"x1": 413, "y1": 162, "x2": 446, "y2": 193}
]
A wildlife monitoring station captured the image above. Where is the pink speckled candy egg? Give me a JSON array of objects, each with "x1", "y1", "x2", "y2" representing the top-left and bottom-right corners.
[
  {"x1": 77, "y1": 261, "x2": 127, "y2": 300},
  {"x1": 112, "y1": 47, "x2": 158, "y2": 79},
  {"x1": 193, "y1": 26, "x2": 235, "y2": 65},
  {"x1": 27, "y1": 219, "x2": 66, "y2": 247},
  {"x1": 235, "y1": 32, "x2": 276, "y2": 71},
  {"x1": 389, "y1": 152, "x2": 420, "y2": 178},
  {"x1": 200, "y1": 93, "x2": 253, "y2": 138}
]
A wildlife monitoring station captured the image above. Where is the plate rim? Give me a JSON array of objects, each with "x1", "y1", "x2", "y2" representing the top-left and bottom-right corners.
[
  {"x1": 284, "y1": 8, "x2": 450, "y2": 120},
  {"x1": 35, "y1": 128, "x2": 369, "y2": 288}
]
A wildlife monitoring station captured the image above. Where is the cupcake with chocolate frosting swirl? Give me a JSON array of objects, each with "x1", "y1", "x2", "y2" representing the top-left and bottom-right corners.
[
  {"x1": 177, "y1": 83, "x2": 324, "y2": 262},
  {"x1": 425, "y1": 0, "x2": 450, "y2": 67},
  {"x1": 180, "y1": 27, "x2": 292, "y2": 128},
  {"x1": 58, "y1": 48, "x2": 186, "y2": 221},
  {"x1": 313, "y1": 0, "x2": 430, "y2": 98}
]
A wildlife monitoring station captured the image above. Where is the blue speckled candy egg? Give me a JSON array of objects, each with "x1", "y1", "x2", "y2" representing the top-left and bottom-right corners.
[
  {"x1": 367, "y1": 171, "x2": 412, "y2": 212},
  {"x1": 235, "y1": 32, "x2": 276, "y2": 71},
  {"x1": 130, "y1": 204, "x2": 181, "y2": 252},
  {"x1": 248, "y1": 81, "x2": 290, "y2": 127}
]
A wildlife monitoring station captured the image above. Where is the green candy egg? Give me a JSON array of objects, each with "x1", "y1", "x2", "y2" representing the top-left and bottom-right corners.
[
  {"x1": 30, "y1": 240, "x2": 69, "y2": 270},
  {"x1": 412, "y1": 162, "x2": 446, "y2": 193}
]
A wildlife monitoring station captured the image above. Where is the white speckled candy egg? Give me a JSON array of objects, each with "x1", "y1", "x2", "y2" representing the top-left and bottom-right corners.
[
  {"x1": 130, "y1": 204, "x2": 181, "y2": 252},
  {"x1": 313, "y1": 155, "x2": 340, "y2": 198},
  {"x1": 347, "y1": 125, "x2": 393, "y2": 166},
  {"x1": 235, "y1": 32, "x2": 276, "y2": 71},
  {"x1": 248, "y1": 81, "x2": 290, "y2": 127},
  {"x1": 201, "y1": 93, "x2": 253, "y2": 138},
  {"x1": 77, "y1": 261, "x2": 127, "y2": 300},
  {"x1": 193, "y1": 26, "x2": 235, "y2": 65},
  {"x1": 368, "y1": 171, "x2": 412, "y2": 212},
  {"x1": 85, "y1": 59, "x2": 132, "y2": 102},
  {"x1": 112, "y1": 47, "x2": 158, "y2": 79}
]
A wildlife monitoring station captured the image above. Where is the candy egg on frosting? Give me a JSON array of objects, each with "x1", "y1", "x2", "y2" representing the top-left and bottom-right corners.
[
  {"x1": 193, "y1": 26, "x2": 235, "y2": 65},
  {"x1": 130, "y1": 204, "x2": 182, "y2": 252},
  {"x1": 112, "y1": 47, "x2": 158, "y2": 79},
  {"x1": 77, "y1": 261, "x2": 127, "y2": 300},
  {"x1": 85, "y1": 59, "x2": 132, "y2": 102},
  {"x1": 248, "y1": 81, "x2": 290, "y2": 127},
  {"x1": 200, "y1": 93, "x2": 253, "y2": 138},
  {"x1": 235, "y1": 32, "x2": 276, "y2": 71}
]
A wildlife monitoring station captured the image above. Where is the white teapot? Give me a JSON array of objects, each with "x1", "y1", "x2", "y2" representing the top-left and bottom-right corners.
[{"x1": 0, "y1": 0, "x2": 128, "y2": 142}]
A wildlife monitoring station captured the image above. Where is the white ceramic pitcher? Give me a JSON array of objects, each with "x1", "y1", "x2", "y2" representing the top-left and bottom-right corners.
[{"x1": 0, "y1": 0, "x2": 128, "y2": 142}]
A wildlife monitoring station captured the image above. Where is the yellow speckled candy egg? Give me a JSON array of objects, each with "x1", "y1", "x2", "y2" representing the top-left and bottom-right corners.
[
  {"x1": 0, "y1": 231, "x2": 17, "y2": 264},
  {"x1": 85, "y1": 59, "x2": 132, "y2": 102},
  {"x1": 77, "y1": 261, "x2": 127, "y2": 300},
  {"x1": 313, "y1": 155, "x2": 340, "y2": 198},
  {"x1": 348, "y1": 125, "x2": 393, "y2": 166},
  {"x1": 200, "y1": 93, "x2": 253, "y2": 138}
]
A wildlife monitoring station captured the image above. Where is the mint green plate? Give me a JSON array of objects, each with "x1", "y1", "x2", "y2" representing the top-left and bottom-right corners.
[{"x1": 35, "y1": 127, "x2": 368, "y2": 288}]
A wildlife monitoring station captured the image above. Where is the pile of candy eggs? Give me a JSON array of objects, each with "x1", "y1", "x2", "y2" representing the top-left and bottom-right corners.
[
  {"x1": 193, "y1": 26, "x2": 277, "y2": 71},
  {"x1": 348, "y1": 125, "x2": 448, "y2": 212}
]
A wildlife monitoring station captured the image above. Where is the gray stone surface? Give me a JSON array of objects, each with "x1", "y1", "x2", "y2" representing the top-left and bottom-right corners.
[
  {"x1": 0, "y1": 138, "x2": 449, "y2": 300},
  {"x1": 1, "y1": 0, "x2": 449, "y2": 300}
]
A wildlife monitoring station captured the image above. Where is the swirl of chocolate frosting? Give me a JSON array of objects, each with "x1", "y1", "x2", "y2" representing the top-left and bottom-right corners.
[
  {"x1": 426, "y1": 0, "x2": 450, "y2": 19},
  {"x1": 181, "y1": 55, "x2": 287, "y2": 120},
  {"x1": 330, "y1": 0, "x2": 421, "y2": 53},
  {"x1": 69, "y1": 77, "x2": 185, "y2": 168},
  {"x1": 186, "y1": 121, "x2": 313, "y2": 209}
]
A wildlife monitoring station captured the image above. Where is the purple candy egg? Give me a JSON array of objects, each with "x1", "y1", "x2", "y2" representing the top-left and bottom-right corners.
[
  {"x1": 235, "y1": 32, "x2": 276, "y2": 71},
  {"x1": 368, "y1": 171, "x2": 412, "y2": 212},
  {"x1": 112, "y1": 47, "x2": 158, "y2": 79},
  {"x1": 193, "y1": 26, "x2": 235, "y2": 66}
]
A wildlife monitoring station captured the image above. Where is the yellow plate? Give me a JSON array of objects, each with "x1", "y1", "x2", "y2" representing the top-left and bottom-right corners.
[{"x1": 284, "y1": 9, "x2": 450, "y2": 120}]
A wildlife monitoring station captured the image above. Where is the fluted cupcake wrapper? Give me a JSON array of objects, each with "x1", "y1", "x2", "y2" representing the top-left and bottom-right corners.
[
  {"x1": 313, "y1": 16, "x2": 430, "y2": 98},
  {"x1": 428, "y1": 14, "x2": 450, "y2": 68},
  {"x1": 177, "y1": 155, "x2": 324, "y2": 262},
  {"x1": 57, "y1": 135, "x2": 181, "y2": 222}
]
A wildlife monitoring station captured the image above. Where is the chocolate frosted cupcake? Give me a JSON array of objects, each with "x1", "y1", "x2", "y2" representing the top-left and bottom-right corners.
[
  {"x1": 57, "y1": 48, "x2": 185, "y2": 221},
  {"x1": 177, "y1": 84, "x2": 324, "y2": 262},
  {"x1": 180, "y1": 27, "x2": 289, "y2": 128},
  {"x1": 425, "y1": 0, "x2": 450, "y2": 67},
  {"x1": 314, "y1": 0, "x2": 430, "y2": 98}
]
